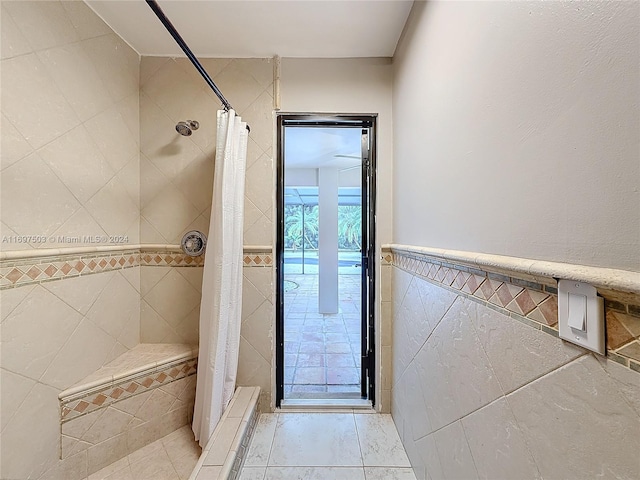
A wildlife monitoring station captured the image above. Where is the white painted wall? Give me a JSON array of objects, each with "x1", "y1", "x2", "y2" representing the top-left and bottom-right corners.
[
  {"x1": 280, "y1": 57, "x2": 394, "y2": 245},
  {"x1": 393, "y1": 1, "x2": 640, "y2": 272}
]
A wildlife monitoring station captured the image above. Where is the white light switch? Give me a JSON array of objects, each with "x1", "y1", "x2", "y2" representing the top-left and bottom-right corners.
[
  {"x1": 567, "y1": 293, "x2": 587, "y2": 331},
  {"x1": 558, "y1": 280, "x2": 605, "y2": 355}
]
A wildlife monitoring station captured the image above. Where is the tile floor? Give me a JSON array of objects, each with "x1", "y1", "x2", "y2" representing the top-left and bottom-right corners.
[
  {"x1": 284, "y1": 274, "x2": 363, "y2": 398},
  {"x1": 239, "y1": 412, "x2": 417, "y2": 480},
  {"x1": 85, "y1": 425, "x2": 201, "y2": 480}
]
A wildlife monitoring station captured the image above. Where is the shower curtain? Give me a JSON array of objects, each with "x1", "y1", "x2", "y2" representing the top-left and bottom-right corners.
[{"x1": 193, "y1": 110, "x2": 248, "y2": 445}]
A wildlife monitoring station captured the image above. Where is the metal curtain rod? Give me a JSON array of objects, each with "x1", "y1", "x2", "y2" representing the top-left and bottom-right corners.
[{"x1": 145, "y1": 0, "x2": 234, "y2": 112}]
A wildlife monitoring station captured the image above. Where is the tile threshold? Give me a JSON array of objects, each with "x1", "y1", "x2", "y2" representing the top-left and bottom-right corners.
[{"x1": 280, "y1": 398, "x2": 373, "y2": 410}]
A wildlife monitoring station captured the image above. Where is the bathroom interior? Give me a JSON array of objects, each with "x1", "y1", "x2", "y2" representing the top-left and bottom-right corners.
[{"x1": 1, "y1": 1, "x2": 639, "y2": 480}]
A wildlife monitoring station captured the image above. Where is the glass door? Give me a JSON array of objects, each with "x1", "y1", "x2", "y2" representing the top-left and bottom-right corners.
[{"x1": 275, "y1": 115, "x2": 376, "y2": 407}]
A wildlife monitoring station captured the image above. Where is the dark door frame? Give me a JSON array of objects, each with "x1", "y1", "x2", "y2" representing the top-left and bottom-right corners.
[{"x1": 275, "y1": 113, "x2": 377, "y2": 408}]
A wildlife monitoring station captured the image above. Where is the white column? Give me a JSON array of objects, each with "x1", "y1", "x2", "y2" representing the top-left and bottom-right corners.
[{"x1": 318, "y1": 167, "x2": 339, "y2": 314}]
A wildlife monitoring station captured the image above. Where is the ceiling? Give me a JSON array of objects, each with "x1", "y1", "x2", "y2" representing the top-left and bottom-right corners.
[
  {"x1": 284, "y1": 127, "x2": 361, "y2": 169},
  {"x1": 284, "y1": 127, "x2": 362, "y2": 206},
  {"x1": 86, "y1": 0, "x2": 414, "y2": 58}
]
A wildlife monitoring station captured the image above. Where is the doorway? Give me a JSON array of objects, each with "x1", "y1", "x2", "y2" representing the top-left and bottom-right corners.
[{"x1": 275, "y1": 114, "x2": 376, "y2": 407}]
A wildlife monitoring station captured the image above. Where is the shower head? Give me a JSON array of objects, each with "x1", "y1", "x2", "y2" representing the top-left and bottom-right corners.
[{"x1": 176, "y1": 120, "x2": 199, "y2": 136}]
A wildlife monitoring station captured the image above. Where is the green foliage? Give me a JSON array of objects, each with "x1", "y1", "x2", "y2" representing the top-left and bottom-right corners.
[
  {"x1": 283, "y1": 204, "x2": 361, "y2": 250},
  {"x1": 338, "y1": 206, "x2": 361, "y2": 250},
  {"x1": 284, "y1": 204, "x2": 318, "y2": 249}
]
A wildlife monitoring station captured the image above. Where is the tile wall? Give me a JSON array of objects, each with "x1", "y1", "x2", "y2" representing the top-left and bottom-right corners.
[
  {"x1": 1, "y1": 263, "x2": 142, "y2": 480},
  {"x1": 138, "y1": 249, "x2": 205, "y2": 344},
  {"x1": 139, "y1": 57, "x2": 276, "y2": 410},
  {"x1": 139, "y1": 57, "x2": 274, "y2": 246},
  {"x1": 388, "y1": 248, "x2": 640, "y2": 480},
  {"x1": 1, "y1": 2, "x2": 141, "y2": 479},
  {"x1": 1, "y1": 0, "x2": 140, "y2": 251},
  {"x1": 0, "y1": 244, "x2": 209, "y2": 479},
  {"x1": 379, "y1": 251, "x2": 393, "y2": 413},
  {"x1": 239, "y1": 250, "x2": 274, "y2": 412},
  {"x1": 1, "y1": 2, "x2": 277, "y2": 478}
]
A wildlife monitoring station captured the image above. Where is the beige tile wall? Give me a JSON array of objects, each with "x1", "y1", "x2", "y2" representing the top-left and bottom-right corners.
[
  {"x1": 1, "y1": 2, "x2": 141, "y2": 479},
  {"x1": 2, "y1": 4, "x2": 277, "y2": 478},
  {"x1": 139, "y1": 56, "x2": 274, "y2": 247},
  {"x1": 140, "y1": 266, "x2": 203, "y2": 345},
  {"x1": 379, "y1": 254, "x2": 393, "y2": 413},
  {"x1": 239, "y1": 263, "x2": 274, "y2": 411},
  {"x1": 390, "y1": 265, "x2": 640, "y2": 480},
  {"x1": 1, "y1": 0, "x2": 140, "y2": 251},
  {"x1": 1, "y1": 267, "x2": 141, "y2": 480},
  {"x1": 139, "y1": 57, "x2": 276, "y2": 409}
]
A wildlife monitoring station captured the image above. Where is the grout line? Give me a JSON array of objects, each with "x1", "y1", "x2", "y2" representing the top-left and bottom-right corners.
[
  {"x1": 410, "y1": 352, "x2": 592, "y2": 443},
  {"x1": 351, "y1": 412, "x2": 366, "y2": 468},
  {"x1": 500, "y1": 352, "x2": 591, "y2": 397},
  {"x1": 613, "y1": 337, "x2": 640, "y2": 352},
  {"x1": 390, "y1": 292, "x2": 461, "y2": 392},
  {"x1": 0, "y1": 282, "x2": 36, "y2": 321},
  {"x1": 265, "y1": 412, "x2": 279, "y2": 468},
  {"x1": 466, "y1": 295, "x2": 511, "y2": 399},
  {"x1": 0, "y1": 380, "x2": 38, "y2": 439},
  {"x1": 591, "y1": 353, "x2": 640, "y2": 420},
  {"x1": 161, "y1": 440, "x2": 182, "y2": 480},
  {"x1": 502, "y1": 395, "x2": 545, "y2": 480},
  {"x1": 39, "y1": 314, "x2": 86, "y2": 394},
  {"x1": 458, "y1": 419, "x2": 481, "y2": 478}
]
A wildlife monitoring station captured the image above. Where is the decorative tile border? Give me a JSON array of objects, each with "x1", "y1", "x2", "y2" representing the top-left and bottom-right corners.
[
  {"x1": 0, "y1": 250, "x2": 140, "y2": 289},
  {"x1": 242, "y1": 245, "x2": 273, "y2": 268},
  {"x1": 1, "y1": 244, "x2": 273, "y2": 289},
  {"x1": 140, "y1": 252, "x2": 205, "y2": 267},
  {"x1": 389, "y1": 244, "x2": 640, "y2": 299},
  {"x1": 60, "y1": 357, "x2": 197, "y2": 423},
  {"x1": 243, "y1": 253, "x2": 273, "y2": 267},
  {"x1": 393, "y1": 250, "x2": 559, "y2": 323},
  {"x1": 391, "y1": 248, "x2": 640, "y2": 375},
  {"x1": 381, "y1": 247, "x2": 392, "y2": 266}
]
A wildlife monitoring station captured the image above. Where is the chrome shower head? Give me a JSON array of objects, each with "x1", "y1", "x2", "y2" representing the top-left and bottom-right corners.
[{"x1": 175, "y1": 120, "x2": 199, "y2": 136}]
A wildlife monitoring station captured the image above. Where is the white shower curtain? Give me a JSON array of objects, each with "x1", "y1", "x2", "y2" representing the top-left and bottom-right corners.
[{"x1": 192, "y1": 110, "x2": 248, "y2": 446}]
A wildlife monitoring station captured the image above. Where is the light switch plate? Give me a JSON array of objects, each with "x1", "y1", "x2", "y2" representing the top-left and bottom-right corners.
[{"x1": 558, "y1": 279, "x2": 605, "y2": 355}]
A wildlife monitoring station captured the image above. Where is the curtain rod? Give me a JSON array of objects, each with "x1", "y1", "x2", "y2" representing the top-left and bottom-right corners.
[{"x1": 145, "y1": 0, "x2": 250, "y2": 132}]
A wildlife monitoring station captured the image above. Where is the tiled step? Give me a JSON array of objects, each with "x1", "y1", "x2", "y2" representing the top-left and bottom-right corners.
[{"x1": 190, "y1": 386, "x2": 261, "y2": 480}]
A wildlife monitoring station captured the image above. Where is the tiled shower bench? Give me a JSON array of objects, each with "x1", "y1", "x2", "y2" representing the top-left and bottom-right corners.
[{"x1": 58, "y1": 343, "x2": 198, "y2": 476}]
